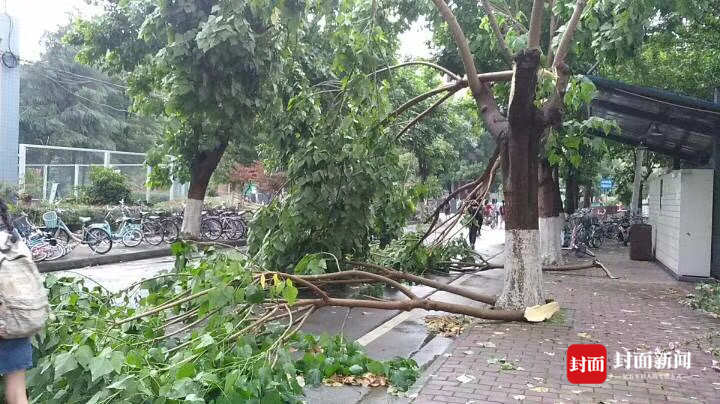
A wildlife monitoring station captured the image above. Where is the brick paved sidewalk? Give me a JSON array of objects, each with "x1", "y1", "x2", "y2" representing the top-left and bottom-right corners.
[{"x1": 412, "y1": 247, "x2": 720, "y2": 403}]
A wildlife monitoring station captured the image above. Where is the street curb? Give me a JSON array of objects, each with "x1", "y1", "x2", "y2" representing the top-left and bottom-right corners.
[{"x1": 38, "y1": 239, "x2": 246, "y2": 273}]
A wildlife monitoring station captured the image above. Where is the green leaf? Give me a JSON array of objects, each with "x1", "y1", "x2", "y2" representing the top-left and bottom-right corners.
[
  {"x1": 244, "y1": 284, "x2": 265, "y2": 304},
  {"x1": 54, "y1": 352, "x2": 78, "y2": 379},
  {"x1": 196, "y1": 334, "x2": 215, "y2": 349},
  {"x1": 74, "y1": 345, "x2": 94, "y2": 368},
  {"x1": 89, "y1": 355, "x2": 114, "y2": 381},
  {"x1": 282, "y1": 279, "x2": 298, "y2": 305},
  {"x1": 366, "y1": 360, "x2": 385, "y2": 375},
  {"x1": 107, "y1": 375, "x2": 134, "y2": 390},
  {"x1": 349, "y1": 364, "x2": 364, "y2": 375},
  {"x1": 176, "y1": 362, "x2": 196, "y2": 380}
]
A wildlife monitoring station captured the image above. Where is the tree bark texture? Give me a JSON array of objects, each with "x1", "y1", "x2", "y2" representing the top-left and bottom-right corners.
[
  {"x1": 582, "y1": 182, "x2": 592, "y2": 208},
  {"x1": 181, "y1": 136, "x2": 229, "y2": 239},
  {"x1": 565, "y1": 170, "x2": 579, "y2": 214},
  {"x1": 496, "y1": 49, "x2": 545, "y2": 310},
  {"x1": 538, "y1": 158, "x2": 564, "y2": 265}
]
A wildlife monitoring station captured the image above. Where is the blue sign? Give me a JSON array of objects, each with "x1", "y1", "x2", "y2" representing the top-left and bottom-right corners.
[{"x1": 600, "y1": 178, "x2": 614, "y2": 190}]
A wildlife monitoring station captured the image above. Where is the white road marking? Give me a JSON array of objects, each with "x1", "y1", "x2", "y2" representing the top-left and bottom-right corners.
[{"x1": 356, "y1": 273, "x2": 473, "y2": 346}]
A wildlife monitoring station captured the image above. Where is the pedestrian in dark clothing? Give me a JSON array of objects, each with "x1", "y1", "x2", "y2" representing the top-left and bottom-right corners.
[{"x1": 466, "y1": 200, "x2": 482, "y2": 247}]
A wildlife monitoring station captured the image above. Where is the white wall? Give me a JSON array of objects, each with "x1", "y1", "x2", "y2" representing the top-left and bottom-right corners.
[{"x1": 648, "y1": 169, "x2": 713, "y2": 278}]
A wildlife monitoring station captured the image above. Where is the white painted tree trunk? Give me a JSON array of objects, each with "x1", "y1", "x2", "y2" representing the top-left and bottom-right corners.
[
  {"x1": 495, "y1": 229, "x2": 545, "y2": 310},
  {"x1": 181, "y1": 198, "x2": 203, "y2": 239},
  {"x1": 539, "y1": 215, "x2": 565, "y2": 266}
]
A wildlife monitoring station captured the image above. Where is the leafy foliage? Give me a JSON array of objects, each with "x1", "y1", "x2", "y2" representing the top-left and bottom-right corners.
[
  {"x1": 686, "y1": 283, "x2": 720, "y2": 317},
  {"x1": 69, "y1": 0, "x2": 306, "y2": 203},
  {"x1": 369, "y1": 232, "x2": 475, "y2": 275},
  {"x1": 22, "y1": 245, "x2": 418, "y2": 403},
  {"x1": 83, "y1": 166, "x2": 132, "y2": 206},
  {"x1": 249, "y1": 1, "x2": 412, "y2": 271}
]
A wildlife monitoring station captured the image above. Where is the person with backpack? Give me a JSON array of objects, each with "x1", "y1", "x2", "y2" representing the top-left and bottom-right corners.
[{"x1": 0, "y1": 197, "x2": 49, "y2": 404}]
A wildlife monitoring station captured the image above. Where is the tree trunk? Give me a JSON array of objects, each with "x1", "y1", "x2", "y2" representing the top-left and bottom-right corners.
[
  {"x1": 564, "y1": 169, "x2": 578, "y2": 214},
  {"x1": 538, "y1": 158, "x2": 564, "y2": 265},
  {"x1": 181, "y1": 137, "x2": 229, "y2": 239},
  {"x1": 582, "y1": 182, "x2": 592, "y2": 208},
  {"x1": 495, "y1": 49, "x2": 545, "y2": 310}
]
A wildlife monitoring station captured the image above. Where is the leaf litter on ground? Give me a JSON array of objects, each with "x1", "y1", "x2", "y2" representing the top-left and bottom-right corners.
[{"x1": 424, "y1": 315, "x2": 469, "y2": 337}]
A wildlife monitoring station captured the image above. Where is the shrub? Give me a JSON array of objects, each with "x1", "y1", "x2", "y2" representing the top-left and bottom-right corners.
[
  {"x1": 687, "y1": 283, "x2": 720, "y2": 316},
  {"x1": 0, "y1": 181, "x2": 17, "y2": 202},
  {"x1": 84, "y1": 167, "x2": 132, "y2": 206}
]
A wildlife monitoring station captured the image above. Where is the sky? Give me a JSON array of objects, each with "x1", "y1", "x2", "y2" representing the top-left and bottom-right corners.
[
  {"x1": 7, "y1": 0, "x2": 432, "y2": 61},
  {"x1": 398, "y1": 18, "x2": 434, "y2": 60},
  {"x1": 5, "y1": 0, "x2": 100, "y2": 61}
]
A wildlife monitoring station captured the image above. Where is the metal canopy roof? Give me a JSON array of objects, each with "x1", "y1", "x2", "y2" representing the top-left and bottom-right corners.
[{"x1": 587, "y1": 76, "x2": 720, "y2": 163}]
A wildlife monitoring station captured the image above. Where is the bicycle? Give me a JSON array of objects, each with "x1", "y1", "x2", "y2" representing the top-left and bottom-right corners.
[
  {"x1": 43, "y1": 210, "x2": 113, "y2": 255},
  {"x1": 13, "y1": 215, "x2": 65, "y2": 262},
  {"x1": 100, "y1": 206, "x2": 145, "y2": 247},
  {"x1": 562, "y1": 210, "x2": 595, "y2": 258}
]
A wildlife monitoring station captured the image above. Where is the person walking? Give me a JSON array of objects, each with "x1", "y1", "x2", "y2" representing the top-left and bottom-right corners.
[
  {"x1": 466, "y1": 199, "x2": 482, "y2": 247},
  {"x1": 0, "y1": 197, "x2": 46, "y2": 404},
  {"x1": 498, "y1": 200, "x2": 506, "y2": 229}
]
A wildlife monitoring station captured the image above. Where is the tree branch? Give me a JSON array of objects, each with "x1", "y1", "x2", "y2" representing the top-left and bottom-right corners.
[
  {"x1": 382, "y1": 81, "x2": 465, "y2": 126},
  {"x1": 374, "y1": 61, "x2": 461, "y2": 81},
  {"x1": 414, "y1": 146, "x2": 500, "y2": 248},
  {"x1": 295, "y1": 296, "x2": 526, "y2": 321},
  {"x1": 528, "y1": 0, "x2": 545, "y2": 49},
  {"x1": 382, "y1": 71, "x2": 513, "y2": 127},
  {"x1": 480, "y1": 0, "x2": 513, "y2": 66},
  {"x1": 542, "y1": 62, "x2": 571, "y2": 126},
  {"x1": 432, "y1": 0, "x2": 483, "y2": 97},
  {"x1": 395, "y1": 89, "x2": 459, "y2": 141},
  {"x1": 552, "y1": 0, "x2": 587, "y2": 67},
  {"x1": 546, "y1": 0, "x2": 558, "y2": 66}
]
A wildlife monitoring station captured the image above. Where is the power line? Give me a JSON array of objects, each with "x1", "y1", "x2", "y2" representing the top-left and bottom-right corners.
[
  {"x1": 24, "y1": 59, "x2": 128, "y2": 90},
  {"x1": 37, "y1": 71, "x2": 134, "y2": 114}
]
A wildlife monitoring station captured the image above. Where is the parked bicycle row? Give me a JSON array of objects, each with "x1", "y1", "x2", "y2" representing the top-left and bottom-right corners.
[
  {"x1": 12, "y1": 202, "x2": 251, "y2": 262},
  {"x1": 562, "y1": 208, "x2": 647, "y2": 258}
]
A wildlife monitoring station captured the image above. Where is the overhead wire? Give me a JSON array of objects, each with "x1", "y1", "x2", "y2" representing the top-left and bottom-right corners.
[
  {"x1": 37, "y1": 71, "x2": 134, "y2": 114},
  {"x1": 24, "y1": 59, "x2": 128, "y2": 90}
]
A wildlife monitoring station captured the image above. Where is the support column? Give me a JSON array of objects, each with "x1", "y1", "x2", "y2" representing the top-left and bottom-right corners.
[
  {"x1": 42, "y1": 165, "x2": 48, "y2": 200},
  {"x1": 73, "y1": 164, "x2": 80, "y2": 197},
  {"x1": 711, "y1": 88, "x2": 720, "y2": 278},
  {"x1": 631, "y1": 146, "x2": 646, "y2": 214},
  {"x1": 17, "y1": 144, "x2": 25, "y2": 186},
  {"x1": 146, "y1": 165, "x2": 151, "y2": 203}
]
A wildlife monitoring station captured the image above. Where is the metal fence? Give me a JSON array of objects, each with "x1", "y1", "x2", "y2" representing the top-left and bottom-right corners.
[{"x1": 18, "y1": 144, "x2": 187, "y2": 203}]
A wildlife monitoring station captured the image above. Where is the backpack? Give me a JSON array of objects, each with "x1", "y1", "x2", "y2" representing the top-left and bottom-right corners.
[{"x1": 0, "y1": 233, "x2": 49, "y2": 339}]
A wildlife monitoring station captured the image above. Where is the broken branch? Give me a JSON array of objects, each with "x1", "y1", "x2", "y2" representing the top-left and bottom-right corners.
[
  {"x1": 395, "y1": 89, "x2": 459, "y2": 141},
  {"x1": 374, "y1": 61, "x2": 461, "y2": 81}
]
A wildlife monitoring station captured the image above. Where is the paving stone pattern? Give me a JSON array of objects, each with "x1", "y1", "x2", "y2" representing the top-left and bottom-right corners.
[{"x1": 413, "y1": 247, "x2": 720, "y2": 403}]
